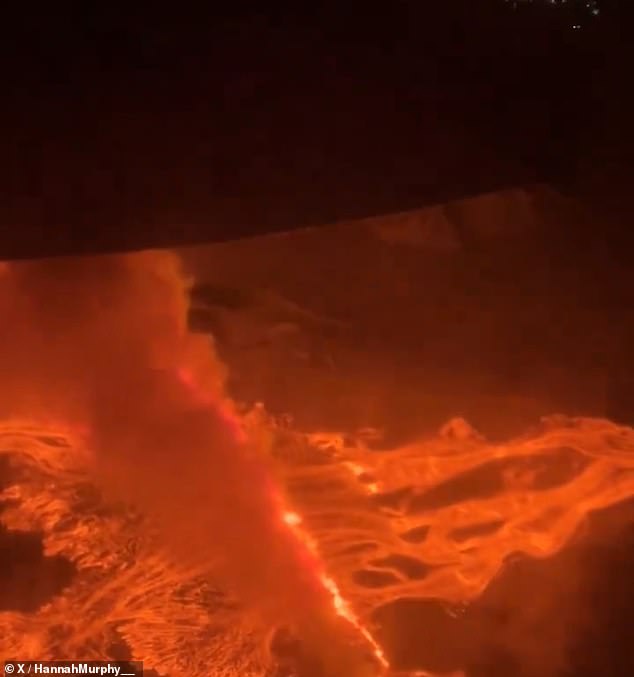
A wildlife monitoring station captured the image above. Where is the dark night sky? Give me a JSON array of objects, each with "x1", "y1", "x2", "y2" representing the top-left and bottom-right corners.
[{"x1": 0, "y1": 2, "x2": 632, "y2": 258}]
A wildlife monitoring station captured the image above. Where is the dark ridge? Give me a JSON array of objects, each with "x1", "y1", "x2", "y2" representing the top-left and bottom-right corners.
[
  {"x1": 399, "y1": 525, "x2": 431, "y2": 544},
  {"x1": 36, "y1": 436, "x2": 71, "y2": 447},
  {"x1": 352, "y1": 569, "x2": 401, "y2": 588},
  {"x1": 409, "y1": 448, "x2": 589, "y2": 512},
  {"x1": 0, "y1": 525, "x2": 76, "y2": 612},
  {"x1": 372, "y1": 486, "x2": 414, "y2": 511},
  {"x1": 450, "y1": 519, "x2": 506, "y2": 543},
  {"x1": 369, "y1": 554, "x2": 432, "y2": 580},
  {"x1": 336, "y1": 542, "x2": 378, "y2": 556}
]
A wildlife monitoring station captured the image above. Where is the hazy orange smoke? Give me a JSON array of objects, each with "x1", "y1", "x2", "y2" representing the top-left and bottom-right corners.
[{"x1": 0, "y1": 251, "x2": 380, "y2": 674}]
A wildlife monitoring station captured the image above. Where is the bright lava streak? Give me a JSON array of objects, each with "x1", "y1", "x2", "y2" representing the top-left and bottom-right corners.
[
  {"x1": 281, "y1": 510, "x2": 390, "y2": 670},
  {"x1": 177, "y1": 366, "x2": 390, "y2": 670}
]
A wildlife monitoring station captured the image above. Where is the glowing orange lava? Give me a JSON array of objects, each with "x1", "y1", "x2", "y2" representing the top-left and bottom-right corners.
[
  {"x1": 280, "y1": 509, "x2": 390, "y2": 670},
  {"x1": 4, "y1": 251, "x2": 634, "y2": 677},
  {"x1": 3, "y1": 412, "x2": 634, "y2": 677},
  {"x1": 177, "y1": 365, "x2": 389, "y2": 670},
  {"x1": 287, "y1": 416, "x2": 634, "y2": 620}
]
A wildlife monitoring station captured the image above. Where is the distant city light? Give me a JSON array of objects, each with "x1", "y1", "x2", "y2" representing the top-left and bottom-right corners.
[{"x1": 502, "y1": 0, "x2": 602, "y2": 24}]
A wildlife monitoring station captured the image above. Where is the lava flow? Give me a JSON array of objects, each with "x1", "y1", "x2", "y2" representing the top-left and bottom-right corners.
[
  {"x1": 293, "y1": 416, "x2": 634, "y2": 612},
  {"x1": 177, "y1": 364, "x2": 389, "y2": 672},
  {"x1": 2, "y1": 250, "x2": 634, "y2": 677},
  {"x1": 280, "y1": 508, "x2": 389, "y2": 670},
  {"x1": 0, "y1": 251, "x2": 391, "y2": 677}
]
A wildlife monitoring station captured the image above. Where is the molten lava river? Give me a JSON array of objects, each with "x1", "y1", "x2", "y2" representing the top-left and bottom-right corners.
[{"x1": 1, "y1": 252, "x2": 634, "y2": 677}]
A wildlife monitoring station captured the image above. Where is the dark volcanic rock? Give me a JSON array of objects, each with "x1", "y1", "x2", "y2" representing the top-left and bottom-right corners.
[{"x1": 0, "y1": 525, "x2": 76, "y2": 612}]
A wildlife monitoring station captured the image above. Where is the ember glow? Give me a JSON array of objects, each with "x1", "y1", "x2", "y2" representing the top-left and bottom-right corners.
[{"x1": 1, "y1": 250, "x2": 634, "y2": 676}]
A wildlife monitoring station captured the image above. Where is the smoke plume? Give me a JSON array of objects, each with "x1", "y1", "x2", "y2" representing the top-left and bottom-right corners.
[{"x1": 0, "y1": 251, "x2": 358, "y2": 669}]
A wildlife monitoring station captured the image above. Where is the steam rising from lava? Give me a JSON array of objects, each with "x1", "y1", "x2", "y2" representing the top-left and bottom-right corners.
[
  {"x1": 3, "y1": 251, "x2": 634, "y2": 677},
  {"x1": 0, "y1": 251, "x2": 377, "y2": 674}
]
